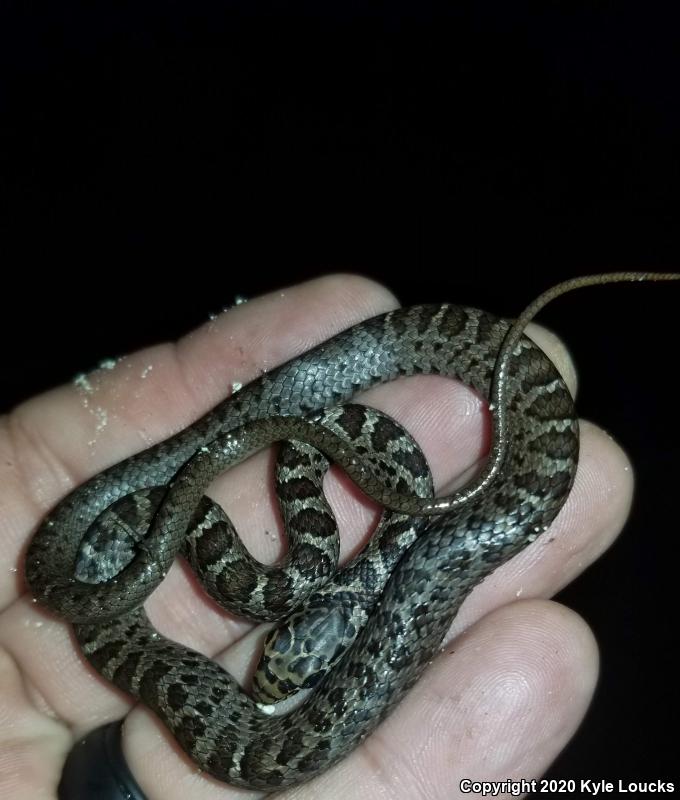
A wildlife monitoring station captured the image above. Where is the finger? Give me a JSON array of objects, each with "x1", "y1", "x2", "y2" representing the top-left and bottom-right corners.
[
  {"x1": 0, "y1": 646, "x2": 70, "y2": 800},
  {"x1": 283, "y1": 601, "x2": 599, "y2": 800},
  {"x1": 120, "y1": 600, "x2": 597, "y2": 799}
]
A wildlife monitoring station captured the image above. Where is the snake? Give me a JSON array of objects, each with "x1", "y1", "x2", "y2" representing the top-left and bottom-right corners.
[{"x1": 24, "y1": 272, "x2": 679, "y2": 791}]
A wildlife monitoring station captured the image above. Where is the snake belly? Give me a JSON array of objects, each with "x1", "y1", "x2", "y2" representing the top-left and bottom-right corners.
[{"x1": 25, "y1": 303, "x2": 578, "y2": 790}]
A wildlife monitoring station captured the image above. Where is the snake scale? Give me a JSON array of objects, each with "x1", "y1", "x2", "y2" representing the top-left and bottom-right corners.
[{"x1": 25, "y1": 273, "x2": 679, "y2": 791}]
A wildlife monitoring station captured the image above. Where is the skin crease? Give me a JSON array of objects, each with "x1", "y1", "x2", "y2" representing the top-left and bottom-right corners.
[{"x1": 0, "y1": 274, "x2": 636, "y2": 800}]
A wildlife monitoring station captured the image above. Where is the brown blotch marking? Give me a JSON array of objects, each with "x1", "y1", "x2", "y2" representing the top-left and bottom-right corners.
[
  {"x1": 441, "y1": 304, "x2": 469, "y2": 336},
  {"x1": 308, "y1": 707, "x2": 333, "y2": 734},
  {"x1": 547, "y1": 469, "x2": 573, "y2": 493},
  {"x1": 297, "y1": 749, "x2": 326, "y2": 773},
  {"x1": 167, "y1": 682, "x2": 189, "y2": 712},
  {"x1": 389, "y1": 311, "x2": 408, "y2": 337},
  {"x1": 391, "y1": 447, "x2": 430, "y2": 481},
  {"x1": 138, "y1": 661, "x2": 173, "y2": 703},
  {"x1": 394, "y1": 476, "x2": 409, "y2": 493},
  {"x1": 525, "y1": 392, "x2": 574, "y2": 422},
  {"x1": 527, "y1": 429, "x2": 577, "y2": 460},
  {"x1": 335, "y1": 405, "x2": 366, "y2": 438},
  {"x1": 175, "y1": 713, "x2": 207, "y2": 753},
  {"x1": 295, "y1": 545, "x2": 333, "y2": 580},
  {"x1": 206, "y1": 735, "x2": 239, "y2": 776},
  {"x1": 512, "y1": 471, "x2": 546, "y2": 495},
  {"x1": 278, "y1": 476, "x2": 321, "y2": 502},
  {"x1": 238, "y1": 737, "x2": 277, "y2": 777},
  {"x1": 87, "y1": 639, "x2": 125, "y2": 673},
  {"x1": 193, "y1": 524, "x2": 231, "y2": 567},
  {"x1": 109, "y1": 493, "x2": 153, "y2": 528},
  {"x1": 217, "y1": 563, "x2": 259, "y2": 601},
  {"x1": 261, "y1": 571, "x2": 295, "y2": 606},
  {"x1": 474, "y1": 309, "x2": 501, "y2": 346},
  {"x1": 378, "y1": 518, "x2": 412, "y2": 551},
  {"x1": 382, "y1": 462, "x2": 398, "y2": 479},
  {"x1": 278, "y1": 442, "x2": 313, "y2": 469},
  {"x1": 275, "y1": 727, "x2": 306, "y2": 764},
  {"x1": 370, "y1": 416, "x2": 402, "y2": 451},
  {"x1": 112, "y1": 650, "x2": 144, "y2": 691},
  {"x1": 291, "y1": 507, "x2": 336, "y2": 539},
  {"x1": 414, "y1": 306, "x2": 436, "y2": 335},
  {"x1": 194, "y1": 700, "x2": 214, "y2": 717}
]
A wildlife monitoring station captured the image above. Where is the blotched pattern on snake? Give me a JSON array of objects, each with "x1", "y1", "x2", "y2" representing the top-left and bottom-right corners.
[{"x1": 31, "y1": 276, "x2": 673, "y2": 790}]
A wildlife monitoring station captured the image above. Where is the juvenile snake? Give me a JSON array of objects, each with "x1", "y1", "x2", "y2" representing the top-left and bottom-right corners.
[{"x1": 25, "y1": 273, "x2": 679, "y2": 791}]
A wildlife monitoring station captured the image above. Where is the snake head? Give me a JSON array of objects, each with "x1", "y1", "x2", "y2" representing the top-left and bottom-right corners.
[{"x1": 252, "y1": 592, "x2": 368, "y2": 706}]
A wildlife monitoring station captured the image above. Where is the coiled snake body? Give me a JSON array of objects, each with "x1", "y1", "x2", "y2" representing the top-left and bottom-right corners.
[{"x1": 25, "y1": 274, "x2": 678, "y2": 790}]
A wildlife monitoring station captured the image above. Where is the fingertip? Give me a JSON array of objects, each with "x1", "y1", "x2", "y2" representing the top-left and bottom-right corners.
[
  {"x1": 480, "y1": 599, "x2": 600, "y2": 712},
  {"x1": 296, "y1": 600, "x2": 599, "y2": 800},
  {"x1": 395, "y1": 599, "x2": 598, "y2": 790},
  {"x1": 438, "y1": 599, "x2": 600, "y2": 750},
  {"x1": 570, "y1": 420, "x2": 635, "y2": 553},
  {"x1": 297, "y1": 272, "x2": 401, "y2": 322}
]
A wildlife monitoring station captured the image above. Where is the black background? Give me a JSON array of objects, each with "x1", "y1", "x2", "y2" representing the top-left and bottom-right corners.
[{"x1": 1, "y1": 0, "x2": 678, "y2": 786}]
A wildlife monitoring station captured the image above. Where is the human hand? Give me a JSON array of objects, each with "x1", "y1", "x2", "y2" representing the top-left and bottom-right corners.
[{"x1": 0, "y1": 275, "x2": 631, "y2": 799}]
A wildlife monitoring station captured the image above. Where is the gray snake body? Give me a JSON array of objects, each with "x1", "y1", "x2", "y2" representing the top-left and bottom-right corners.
[{"x1": 26, "y1": 277, "x2": 676, "y2": 790}]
